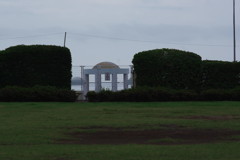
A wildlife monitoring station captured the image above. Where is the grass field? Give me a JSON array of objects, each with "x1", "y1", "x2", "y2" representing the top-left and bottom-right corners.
[{"x1": 0, "y1": 102, "x2": 240, "y2": 160}]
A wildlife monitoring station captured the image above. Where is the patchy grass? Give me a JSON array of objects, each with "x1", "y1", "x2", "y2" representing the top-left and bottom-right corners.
[
  {"x1": 147, "y1": 137, "x2": 185, "y2": 144},
  {"x1": 0, "y1": 102, "x2": 240, "y2": 160}
]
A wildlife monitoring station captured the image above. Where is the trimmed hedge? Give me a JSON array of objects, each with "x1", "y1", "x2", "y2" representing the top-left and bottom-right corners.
[
  {"x1": 0, "y1": 86, "x2": 77, "y2": 102},
  {"x1": 86, "y1": 87, "x2": 240, "y2": 102},
  {"x1": 0, "y1": 45, "x2": 72, "y2": 89},
  {"x1": 132, "y1": 48, "x2": 202, "y2": 90},
  {"x1": 201, "y1": 60, "x2": 240, "y2": 89},
  {"x1": 86, "y1": 87, "x2": 198, "y2": 102},
  {"x1": 132, "y1": 49, "x2": 240, "y2": 91}
]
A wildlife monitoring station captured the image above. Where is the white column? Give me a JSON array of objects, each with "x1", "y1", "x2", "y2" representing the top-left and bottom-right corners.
[
  {"x1": 130, "y1": 65, "x2": 134, "y2": 87},
  {"x1": 80, "y1": 66, "x2": 84, "y2": 91},
  {"x1": 95, "y1": 72, "x2": 102, "y2": 92},
  {"x1": 83, "y1": 74, "x2": 89, "y2": 96},
  {"x1": 123, "y1": 74, "x2": 128, "y2": 90},
  {"x1": 112, "y1": 73, "x2": 117, "y2": 92}
]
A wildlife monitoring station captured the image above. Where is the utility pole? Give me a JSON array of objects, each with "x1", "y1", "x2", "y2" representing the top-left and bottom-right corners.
[
  {"x1": 233, "y1": 0, "x2": 236, "y2": 62},
  {"x1": 64, "y1": 32, "x2": 67, "y2": 47}
]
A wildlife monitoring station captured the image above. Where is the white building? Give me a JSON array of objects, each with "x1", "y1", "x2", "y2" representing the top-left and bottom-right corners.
[{"x1": 82, "y1": 62, "x2": 130, "y2": 96}]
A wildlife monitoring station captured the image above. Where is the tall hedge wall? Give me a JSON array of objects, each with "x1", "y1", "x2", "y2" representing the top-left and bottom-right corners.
[
  {"x1": 202, "y1": 60, "x2": 240, "y2": 89},
  {"x1": 132, "y1": 48, "x2": 202, "y2": 90},
  {"x1": 0, "y1": 45, "x2": 72, "y2": 89}
]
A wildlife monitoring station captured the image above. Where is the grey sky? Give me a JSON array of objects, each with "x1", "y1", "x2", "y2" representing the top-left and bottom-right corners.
[{"x1": 0, "y1": 0, "x2": 239, "y2": 66}]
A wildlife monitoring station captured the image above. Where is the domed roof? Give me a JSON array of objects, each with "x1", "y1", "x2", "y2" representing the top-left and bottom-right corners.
[{"x1": 93, "y1": 62, "x2": 120, "y2": 69}]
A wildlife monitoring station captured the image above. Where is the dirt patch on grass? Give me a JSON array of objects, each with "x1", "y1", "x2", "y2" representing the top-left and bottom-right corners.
[
  {"x1": 181, "y1": 115, "x2": 240, "y2": 121},
  {"x1": 56, "y1": 126, "x2": 240, "y2": 145}
]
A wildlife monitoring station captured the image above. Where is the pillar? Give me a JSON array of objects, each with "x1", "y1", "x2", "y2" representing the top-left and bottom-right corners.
[
  {"x1": 83, "y1": 74, "x2": 89, "y2": 97},
  {"x1": 80, "y1": 66, "x2": 84, "y2": 91},
  {"x1": 123, "y1": 74, "x2": 128, "y2": 90},
  {"x1": 95, "y1": 72, "x2": 102, "y2": 92},
  {"x1": 112, "y1": 73, "x2": 117, "y2": 92},
  {"x1": 130, "y1": 65, "x2": 134, "y2": 88}
]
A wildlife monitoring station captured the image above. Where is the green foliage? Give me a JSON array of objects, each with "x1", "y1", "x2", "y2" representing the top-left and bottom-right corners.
[
  {"x1": 86, "y1": 87, "x2": 198, "y2": 102},
  {"x1": 201, "y1": 60, "x2": 240, "y2": 89},
  {"x1": 86, "y1": 86, "x2": 240, "y2": 102},
  {"x1": 200, "y1": 89, "x2": 231, "y2": 101},
  {"x1": 86, "y1": 91, "x2": 100, "y2": 102},
  {"x1": 0, "y1": 45, "x2": 72, "y2": 89},
  {"x1": 132, "y1": 49, "x2": 240, "y2": 91},
  {"x1": 200, "y1": 87, "x2": 240, "y2": 101},
  {"x1": 132, "y1": 48, "x2": 202, "y2": 90},
  {"x1": 0, "y1": 86, "x2": 76, "y2": 102}
]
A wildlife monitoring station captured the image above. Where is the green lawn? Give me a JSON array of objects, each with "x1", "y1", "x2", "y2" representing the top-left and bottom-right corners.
[{"x1": 0, "y1": 102, "x2": 240, "y2": 160}]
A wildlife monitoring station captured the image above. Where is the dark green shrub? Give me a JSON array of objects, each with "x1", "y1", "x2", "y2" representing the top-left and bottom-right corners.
[
  {"x1": 200, "y1": 89, "x2": 231, "y2": 101},
  {"x1": 132, "y1": 48, "x2": 202, "y2": 90},
  {"x1": 97, "y1": 90, "x2": 115, "y2": 102},
  {"x1": 0, "y1": 45, "x2": 72, "y2": 89},
  {"x1": 86, "y1": 86, "x2": 240, "y2": 102},
  {"x1": 229, "y1": 87, "x2": 240, "y2": 101},
  {"x1": 86, "y1": 87, "x2": 198, "y2": 102},
  {"x1": 0, "y1": 86, "x2": 76, "y2": 102},
  {"x1": 132, "y1": 87, "x2": 173, "y2": 102},
  {"x1": 201, "y1": 61, "x2": 240, "y2": 89},
  {"x1": 86, "y1": 91, "x2": 99, "y2": 102},
  {"x1": 172, "y1": 89, "x2": 199, "y2": 101}
]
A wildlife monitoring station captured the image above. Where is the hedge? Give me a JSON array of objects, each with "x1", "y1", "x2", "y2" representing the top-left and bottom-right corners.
[
  {"x1": 132, "y1": 48, "x2": 202, "y2": 90},
  {"x1": 86, "y1": 87, "x2": 198, "y2": 102},
  {"x1": 0, "y1": 45, "x2": 72, "y2": 89},
  {"x1": 132, "y1": 49, "x2": 240, "y2": 90},
  {"x1": 0, "y1": 86, "x2": 77, "y2": 102},
  {"x1": 86, "y1": 87, "x2": 240, "y2": 102},
  {"x1": 201, "y1": 60, "x2": 240, "y2": 89}
]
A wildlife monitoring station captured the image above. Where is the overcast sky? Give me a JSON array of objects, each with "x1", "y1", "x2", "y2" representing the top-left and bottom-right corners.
[{"x1": 0, "y1": 0, "x2": 239, "y2": 66}]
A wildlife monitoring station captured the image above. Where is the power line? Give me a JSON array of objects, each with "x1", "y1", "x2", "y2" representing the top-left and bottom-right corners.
[
  {"x1": 0, "y1": 32, "x2": 238, "y2": 48},
  {"x1": 0, "y1": 33, "x2": 63, "y2": 41},
  {"x1": 69, "y1": 32, "x2": 236, "y2": 48}
]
